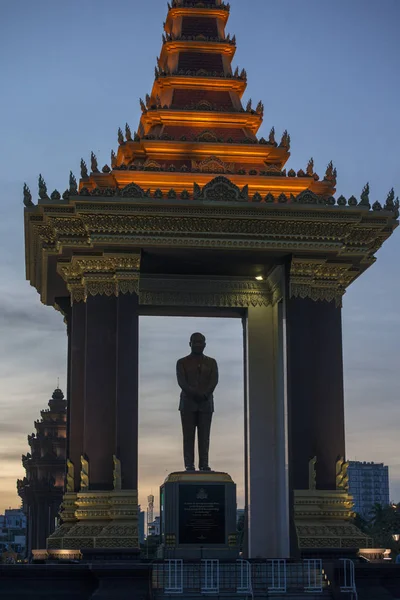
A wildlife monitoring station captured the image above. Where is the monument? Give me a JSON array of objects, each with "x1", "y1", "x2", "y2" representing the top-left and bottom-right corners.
[
  {"x1": 17, "y1": 387, "x2": 67, "y2": 555},
  {"x1": 156, "y1": 332, "x2": 238, "y2": 560},
  {"x1": 22, "y1": 0, "x2": 398, "y2": 559},
  {"x1": 177, "y1": 332, "x2": 218, "y2": 472}
]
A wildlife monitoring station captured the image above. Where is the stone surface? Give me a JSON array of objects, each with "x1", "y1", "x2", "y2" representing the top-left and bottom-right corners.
[{"x1": 159, "y1": 470, "x2": 237, "y2": 560}]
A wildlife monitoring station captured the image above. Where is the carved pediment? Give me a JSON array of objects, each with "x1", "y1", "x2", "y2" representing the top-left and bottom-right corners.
[
  {"x1": 193, "y1": 155, "x2": 234, "y2": 174},
  {"x1": 194, "y1": 176, "x2": 249, "y2": 202},
  {"x1": 295, "y1": 190, "x2": 320, "y2": 205},
  {"x1": 196, "y1": 130, "x2": 218, "y2": 142},
  {"x1": 119, "y1": 183, "x2": 146, "y2": 198}
]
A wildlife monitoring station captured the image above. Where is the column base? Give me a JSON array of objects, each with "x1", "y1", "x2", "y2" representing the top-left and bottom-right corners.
[
  {"x1": 47, "y1": 490, "x2": 139, "y2": 552},
  {"x1": 294, "y1": 489, "x2": 373, "y2": 554}
]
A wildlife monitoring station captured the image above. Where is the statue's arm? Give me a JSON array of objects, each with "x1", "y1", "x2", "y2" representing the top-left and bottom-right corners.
[
  {"x1": 176, "y1": 360, "x2": 197, "y2": 397},
  {"x1": 204, "y1": 359, "x2": 219, "y2": 398}
]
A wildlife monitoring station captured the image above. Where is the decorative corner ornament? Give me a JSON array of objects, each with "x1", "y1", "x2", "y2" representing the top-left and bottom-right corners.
[
  {"x1": 113, "y1": 455, "x2": 122, "y2": 491},
  {"x1": 66, "y1": 459, "x2": 75, "y2": 493},
  {"x1": 69, "y1": 171, "x2": 78, "y2": 194},
  {"x1": 80, "y1": 455, "x2": 89, "y2": 492},
  {"x1": 336, "y1": 457, "x2": 349, "y2": 492},
  {"x1": 359, "y1": 182, "x2": 370, "y2": 208},
  {"x1": 309, "y1": 456, "x2": 317, "y2": 491},
  {"x1": 23, "y1": 183, "x2": 33, "y2": 207},
  {"x1": 38, "y1": 174, "x2": 49, "y2": 200}
]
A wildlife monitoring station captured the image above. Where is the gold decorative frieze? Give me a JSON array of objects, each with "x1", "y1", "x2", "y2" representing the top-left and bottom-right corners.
[
  {"x1": 290, "y1": 257, "x2": 357, "y2": 306},
  {"x1": 24, "y1": 197, "x2": 397, "y2": 308},
  {"x1": 139, "y1": 275, "x2": 271, "y2": 308},
  {"x1": 48, "y1": 489, "x2": 139, "y2": 551},
  {"x1": 294, "y1": 489, "x2": 373, "y2": 550},
  {"x1": 57, "y1": 253, "x2": 141, "y2": 304},
  {"x1": 80, "y1": 455, "x2": 89, "y2": 491}
]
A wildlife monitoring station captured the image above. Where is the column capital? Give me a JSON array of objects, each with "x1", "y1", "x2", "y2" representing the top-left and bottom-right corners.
[
  {"x1": 290, "y1": 257, "x2": 357, "y2": 307},
  {"x1": 57, "y1": 252, "x2": 141, "y2": 304}
]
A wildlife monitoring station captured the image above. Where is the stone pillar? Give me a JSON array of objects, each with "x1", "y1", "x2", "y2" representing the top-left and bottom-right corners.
[
  {"x1": 286, "y1": 297, "x2": 345, "y2": 491},
  {"x1": 244, "y1": 302, "x2": 289, "y2": 558},
  {"x1": 69, "y1": 301, "x2": 86, "y2": 492},
  {"x1": 84, "y1": 295, "x2": 117, "y2": 490},
  {"x1": 116, "y1": 293, "x2": 139, "y2": 490}
]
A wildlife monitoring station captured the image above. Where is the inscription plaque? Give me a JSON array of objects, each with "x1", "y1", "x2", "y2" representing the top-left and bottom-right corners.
[{"x1": 179, "y1": 484, "x2": 225, "y2": 544}]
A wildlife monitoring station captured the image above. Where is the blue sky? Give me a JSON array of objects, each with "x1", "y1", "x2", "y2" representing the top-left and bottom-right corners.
[{"x1": 0, "y1": 0, "x2": 399, "y2": 513}]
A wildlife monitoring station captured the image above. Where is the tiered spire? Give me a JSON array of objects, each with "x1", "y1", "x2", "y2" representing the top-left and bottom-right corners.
[{"x1": 65, "y1": 0, "x2": 341, "y2": 199}]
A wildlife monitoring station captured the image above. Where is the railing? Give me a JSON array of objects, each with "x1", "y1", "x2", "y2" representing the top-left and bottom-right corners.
[
  {"x1": 304, "y1": 559, "x2": 323, "y2": 593},
  {"x1": 268, "y1": 558, "x2": 287, "y2": 593},
  {"x1": 340, "y1": 559, "x2": 357, "y2": 600},
  {"x1": 237, "y1": 559, "x2": 253, "y2": 597},
  {"x1": 152, "y1": 558, "x2": 328, "y2": 596},
  {"x1": 164, "y1": 559, "x2": 183, "y2": 594},
  {"x1": 201, "y1": 559, "x2": 219, "y2": 594}
]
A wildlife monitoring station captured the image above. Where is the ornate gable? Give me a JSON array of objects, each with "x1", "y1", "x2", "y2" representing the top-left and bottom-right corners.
[
  {"x1": 193, "y1": 155, "x2": 234, "y2": 174},
  {"x1": 194, "y1": 176, "x2": 249, "y2": 201}
]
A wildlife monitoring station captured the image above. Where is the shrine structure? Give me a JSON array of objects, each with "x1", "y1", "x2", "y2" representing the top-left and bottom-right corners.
[
  {"x1": 17, "y1": 388, "x2": 67, "y2": 555},
  {"x1": 23, "y1": 0, "x2": 398, "y2": 558}
]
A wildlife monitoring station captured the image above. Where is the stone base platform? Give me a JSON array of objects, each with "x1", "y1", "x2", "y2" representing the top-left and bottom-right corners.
[
  {"x1": 159, "y1": 470, "x2": 238, "y2": 560},
  {"x1": 47, "y1": 490, "x2": 139, "y2": 552}
]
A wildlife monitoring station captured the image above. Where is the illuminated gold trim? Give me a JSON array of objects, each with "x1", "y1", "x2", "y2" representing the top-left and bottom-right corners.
[
  {"x1": 166, "y1": 8, "x2": 230, "y2": 31},
  {"x1": 165, "y1": 471, "x2": 233, "y2": 483},
  {"x1": 139, "y1": 108, "x2": 262, "y2": 134},
  {"x1": 153, "y1": 75, "x2": 247, "y2": 99}
]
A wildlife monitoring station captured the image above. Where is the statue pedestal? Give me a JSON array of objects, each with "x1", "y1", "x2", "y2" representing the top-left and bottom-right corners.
[{"x1": 159, "y1": 471, "x2": 238, "y2": 560}]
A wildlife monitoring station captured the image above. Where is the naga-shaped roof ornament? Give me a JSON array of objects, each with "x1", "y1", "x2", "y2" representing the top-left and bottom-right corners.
[
  {"x1": 23, "y1": 183, "x2": 33, "y2": 207},
  {"x1": 80, "y1": 159, "x2": 88, "y2": 179},
  {"x1": 90, "y1": 152, "x2": 99, "y2": 173},
  {"x1": 118, "y1": 127, "x2": 124, "y2": 144},
  {"x1": 359, "y1": 182, "x2": 370, "y2": 208},
  {"x1": 38, "y1": 174, "x2": 49, "y2": 200},
  {"x1": 69, "y1": 171, "x2": 78, "y2": 194},
  {"x1": 125, "y1": 123, "x2": 132, "y2": 141},
  {"x1": 279, "y1": 130, "x2": 290, "y2": 149},
  {"x1": 306, "y1": 158, "x2": 314, "y2": 177}
]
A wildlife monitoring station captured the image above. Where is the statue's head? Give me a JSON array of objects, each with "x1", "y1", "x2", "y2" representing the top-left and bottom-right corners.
[{"x1": 190, "y1": 332, "x2": 206, "y2": 355}]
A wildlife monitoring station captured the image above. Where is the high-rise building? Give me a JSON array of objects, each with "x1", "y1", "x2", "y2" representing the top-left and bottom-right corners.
[{"x1": 348, "y1": 461, "x2": 390, "y2": 517}]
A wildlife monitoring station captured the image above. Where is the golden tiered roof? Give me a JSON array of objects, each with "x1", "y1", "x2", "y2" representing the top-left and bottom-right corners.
[
  {"x1": 23, "y1": 0, "x2": 398, "y2": 309},
  {"x1": 74, "y1": 0, "x2": 337, "y2": 198}
]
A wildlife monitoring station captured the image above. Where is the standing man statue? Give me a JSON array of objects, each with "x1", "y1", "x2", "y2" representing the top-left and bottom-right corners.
[{"x1": 176, "y1": 333, "x2": 219, "y2": 472}]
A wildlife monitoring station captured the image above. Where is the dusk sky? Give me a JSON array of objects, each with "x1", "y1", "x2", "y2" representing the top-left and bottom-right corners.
[{"x1": 0, "y1": 0, "x2": 399, "y2": 514}]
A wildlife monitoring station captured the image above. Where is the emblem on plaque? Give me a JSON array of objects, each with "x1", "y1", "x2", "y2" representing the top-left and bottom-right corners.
[{"x1": 196, "y1": 488, "x2": 208, "y2": 500}]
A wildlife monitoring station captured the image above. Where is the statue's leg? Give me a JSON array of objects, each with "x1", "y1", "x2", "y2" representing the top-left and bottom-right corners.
[
  {"x1": 180, "y1": 411, "x2": 196, "y2": 469},
  {"x1": 198, "y1": 412, "x2": 212, "y2": 470}
]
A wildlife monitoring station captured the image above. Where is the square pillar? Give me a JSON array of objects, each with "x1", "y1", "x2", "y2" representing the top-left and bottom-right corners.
[{"x1": 244, "y1": 302, "x2": 289, "y2": 558}]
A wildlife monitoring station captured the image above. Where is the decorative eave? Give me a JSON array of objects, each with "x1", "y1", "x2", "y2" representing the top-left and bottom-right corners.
[
  {"x1": 152, "y1": 75, "x2": 247, "y2": 99},
  {"x1": 159, "y1": 40, "x2": 236, "y2": 64},
  {"x1": 165, "y1": 7, "x2": 230, "y2": 30},
  {"x1": 89, "y1": 171, "x2": 326, "y2": 197},
  {"x1": 139, "y1": 108, "x2": 261, "y2": 134},
  {"x1": 117, "y1": 140, "x2": 289, "y2": 165},
  {"x1": 24, "y1": 182, "x2": 398, "y2": 307}
]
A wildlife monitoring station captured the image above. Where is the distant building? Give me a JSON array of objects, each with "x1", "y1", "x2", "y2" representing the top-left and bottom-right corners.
[
  {"x1": 148, "y1": 516, "x2": 160, "y2": 537},
  {"x1": 0, "y1": 509, "x2": 27, "y2": 555},
  {"x1": 348, "y1": 461, "x2": 390, "y2": 517},
  {"x1": 236, "y1": 508, "x2": 245, "y2": 523},
  {"x1": 138, "y1": 505, "x2": 146, "y2": 544},
  {"x1": 17, "y1": 387, "x2": 67, "y2": 554}
]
